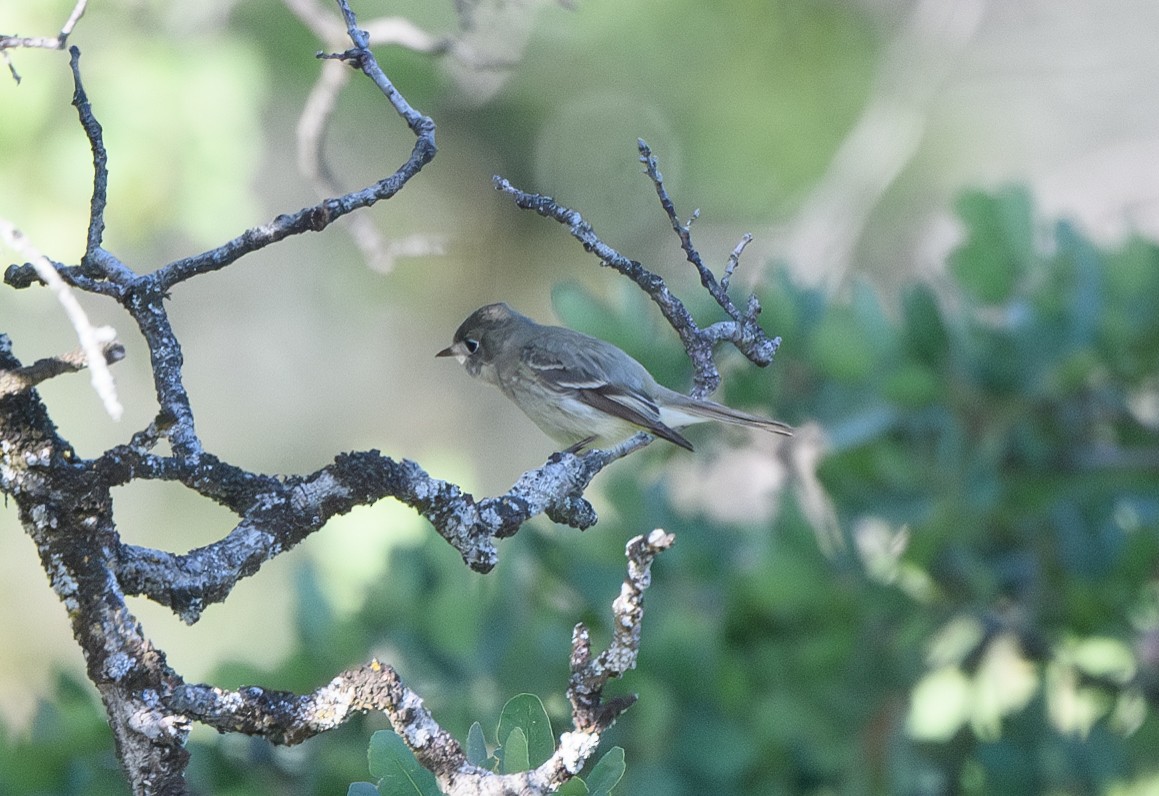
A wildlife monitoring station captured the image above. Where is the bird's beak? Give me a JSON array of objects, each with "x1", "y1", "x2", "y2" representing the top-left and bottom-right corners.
[{"x1": 435, "y1": 341, "x2": 468, "y2": 364}]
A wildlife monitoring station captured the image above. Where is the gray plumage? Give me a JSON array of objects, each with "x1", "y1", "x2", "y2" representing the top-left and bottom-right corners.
[{"x1": 437, "y1": 302, "x2": 792, "y2": 452}]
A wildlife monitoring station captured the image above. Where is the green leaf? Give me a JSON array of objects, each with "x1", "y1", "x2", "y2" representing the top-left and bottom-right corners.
[
  {"x1": 497, "y1": 693, "x2": 555, "y2": 767},
  {"x1": 466, "y1": 721, "x2": 491, "y2": 768},
  {"x1": 367, "y1": 731, "x2": 441, "y2": 796},
  {"x1": 585, "y1": 746, "x2": 627, "y2": 795},
  {"x1": 948, "y1": 188, "x2": 1036, "y2": 303},
  {"x1": 902, "y1": 283, "x2": 949, "y2": 367},
  {"x1": 557, "y1": 778, "x2": 591, "y2": 795},
  {"x1": 499, "y1": 726, "x2": 530, "y2": 774},
  {"x1": 348, "y1": 783, "x2": 380, "y2": 796}
]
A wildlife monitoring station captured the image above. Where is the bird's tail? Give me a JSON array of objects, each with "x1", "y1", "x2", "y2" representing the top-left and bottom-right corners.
[{"x1": 659, "y1": 391, "x2": 793, "y2": 437}]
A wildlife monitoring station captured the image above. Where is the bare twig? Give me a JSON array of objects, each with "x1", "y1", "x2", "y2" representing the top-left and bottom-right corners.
[
  {"x1": 567, "y1": 529, "x2": 673, "y2": 731},
  {"x1": 0, "y1": 340, "x2": 124, "y2": 397},
  {"x1": 69, "y1": 46, "x2": 112, "y2": 265},
  {"x1": 637, "y1": 139, "x2": 769, "y2": 347},
  {"x1": 494, "y1": 143, "x2": 782, "y2": 401},
  {"x1": 492, "y1": 175, "x2": 721, "y2": 397},
  {"x1": 288, "y1": 0, "x2": 450, "y2": 271},
  {"x1": 151, "y1": 14, "x2": 437, "y2": 290},
  {"x1": 0, "y1": 0, "x2": 88, "y2": 83},
  {"x1": 722, "y1": 233, "x2": 753, "y2": 292},
  {"x1": 0, "y1": 219, "x2": 123, "y2": 419},
  {"x1": 639, "y1": 141, "x2": 741, "y2": 316}
]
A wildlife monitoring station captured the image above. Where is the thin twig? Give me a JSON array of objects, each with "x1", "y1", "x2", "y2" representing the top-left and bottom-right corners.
[
  {"x1": 722, "y1": 233, "x2": 753, "y2": 292},
  {"x1": 492, "y1": 174, "x2": 721, "y2": 397},
  {"x1": 0, "y1": 0, "x2": 89, "y2": 83},
  {"x1": 0, "y1": 219, "x2": 123, "y2": 419},
  {"x1": 494, "y1": 158, "x2": 784, "y2": 398},
  {"x1": 0, "y1": 340, "x2": 124, "y2": 397},
  {"x1": 153, "y1": 6, "x2": 437, "y2": 291},
  {"x1": 638, "y1": 139, "x2": 752, "y2": 321},
  {"x1": 68, "y1": 46, "x2": 110, "y2": 262},
  {"x1": 0, "y1": 0, "x2": 88, "y2": 51},
  {"x1": 288, "y1": 0, "x2": 448, "y2": 271}
]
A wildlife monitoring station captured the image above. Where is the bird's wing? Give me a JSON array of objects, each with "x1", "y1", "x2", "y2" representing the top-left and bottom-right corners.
[
  {"x1": 521, "y1": 339, "x2": 694, "y2": 450},
  {"x1": 576, "y1": 384, "x2": 694, "y2": 450}
]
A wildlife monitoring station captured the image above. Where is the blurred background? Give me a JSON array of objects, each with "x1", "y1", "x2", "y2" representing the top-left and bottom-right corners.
[{"x1": 2, "y1": 0, "x2": 1159, "y2": 793}]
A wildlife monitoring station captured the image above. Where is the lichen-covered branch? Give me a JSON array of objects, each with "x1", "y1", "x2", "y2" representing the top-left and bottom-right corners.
[
  {"x1": 493, "y1": 147, "x2": 782, "y2": 399},
  {"x1": 637, "y1": 140, "x2": 779, "y2": 362},
  {"x1": 566, "y1": 529, "x2": 674, "y2": 732},
  {"x1": 0, "y1": 335, "x2": 191, "y2": 794},
  {"x1": 152, "y1": 14, "x2": 437, "y2": 292},
  {"x1": 0, "y1": 2, "x2": 449, "y2": 791},
  {"x1": 169, "y1": 529, "x2": 673, "y2": 796},
  {"x1": 107, "y1": 438, "x2": 645, "y2": 624},
  {"x1": 4, "y1": 4, "x2": 438, "y2": 460}
]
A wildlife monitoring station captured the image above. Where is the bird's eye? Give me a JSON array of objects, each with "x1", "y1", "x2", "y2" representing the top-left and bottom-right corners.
[{"x1": 464, "y1": 338, "x2": 480, "y2": 354}]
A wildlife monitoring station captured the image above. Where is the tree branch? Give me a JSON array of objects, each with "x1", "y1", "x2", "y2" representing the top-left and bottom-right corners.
[
  {"x1": 106, "y1": 437, "x2": 646, "y2": 624},
  {"x1": 169, "y1": 529, "x2": 673, "y2": 795},
  {"x1": 0, "y1": 218, "x2": 124, "y2": 418},
  {"x1": 493, "y1": 143, "x2": 782, "y2": 400},
  {"x1": 67, "y1": 46, "x2": 114, "y2": 267},
  {"x1": 0, "y1": 336, "x2": 191, "y2": 794},
  {"x1": 0, "y1": 339, "x2": 124, "y2": 397},
  {"x1": 0, "y1": 0, "x2": 88, "y2": 84},
  {"x1": 288, "y1": 0, "x2": 451, "y2": 271}
]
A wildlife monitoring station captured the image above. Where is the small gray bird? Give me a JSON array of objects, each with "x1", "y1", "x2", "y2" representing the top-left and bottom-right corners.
[{"x1": 436, "y1": 303, "x2": 792, "y2": 452}]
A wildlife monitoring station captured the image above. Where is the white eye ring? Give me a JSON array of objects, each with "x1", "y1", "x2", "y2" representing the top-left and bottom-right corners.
[{"x1": 464, "y1": 338, "x2": 480, "y2": 354}]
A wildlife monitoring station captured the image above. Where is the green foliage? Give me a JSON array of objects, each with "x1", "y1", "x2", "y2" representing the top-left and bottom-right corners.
[
  {"x1": 5, "y1": 187, "x2": 1159, "y2": 793},
  {"x1": 364, "y1": 731, "x2": 441, "y2": 796},
  {"x1": 549, "y1": 187, "x2": 1159, "y2": 793},
  {"x1": 465, "y1": 721, "x2": 492, "y2": 768},
  {"x1": 740, "y1": 189, "x2": 1159, "y2": 794},
  {"x1": 497, "y1": 693, "x2": 555, "y2": 770},
  {"x1": 584, "y1": 745, "x2": 627, "y2": 795},
  {"x1": 949, "y1": 188, "x2": 1037, "y2": 303},
  {"x1": 556, "y1": 778, "x2": 590, "y2": 796},
  {"x1": 498, "y1": 727, "x2": 529, "y2": 774},
  {"x1": 0, "y1": 672, "x2": 128, "y2": 796}
]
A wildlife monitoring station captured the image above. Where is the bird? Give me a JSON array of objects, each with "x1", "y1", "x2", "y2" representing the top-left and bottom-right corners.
[{"x1": 436, "y1": 302, "x2": 792, "y2": 452}]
